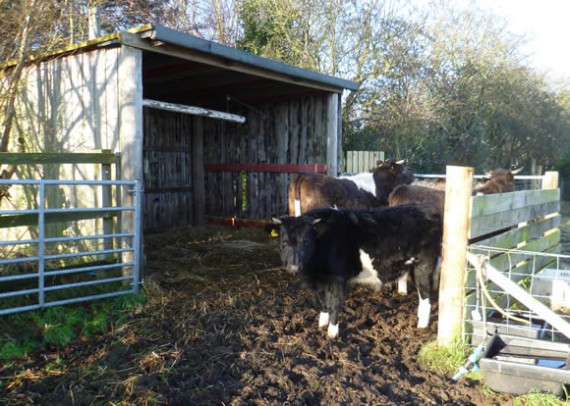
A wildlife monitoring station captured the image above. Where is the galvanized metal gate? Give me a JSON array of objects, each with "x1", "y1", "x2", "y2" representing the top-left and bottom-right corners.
[{"x1": 0, "y1": 179, "x2": 142, "y2": 315}]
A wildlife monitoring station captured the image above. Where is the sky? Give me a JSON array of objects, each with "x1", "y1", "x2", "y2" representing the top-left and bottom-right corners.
[{"x1": 473, "y1": 0, "x2": 570, "y2": 81}]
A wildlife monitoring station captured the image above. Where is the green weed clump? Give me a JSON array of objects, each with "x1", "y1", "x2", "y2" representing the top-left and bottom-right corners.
[
  {"x1": 0, "y1": 292, "x2": 145, "y2": 361},
  {"x1": 512, "y1": 391, "x2": 568, "y2": 406},
  {"x1": 417, "y1": 339, "x2": 471, "y2": 377}
]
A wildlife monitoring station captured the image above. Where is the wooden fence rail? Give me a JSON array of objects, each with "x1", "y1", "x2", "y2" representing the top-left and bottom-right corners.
[{"x1": 0, "y1": 152, "x2": 118, "y2": 165}]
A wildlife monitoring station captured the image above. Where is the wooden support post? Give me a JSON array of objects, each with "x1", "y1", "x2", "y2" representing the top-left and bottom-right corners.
[
  {"x1": 192, "y1": 117, "x2": 206, "y2": 225},
  {"x1": 542, "y1": 171, "x2": 559, "y2": 190},
  {"x1": 101, "y1": 149, "x2": 114, "y2": 269},
  {"x1": 438, "y1": 166, "x2": 473, "y2": 346},
  {"x1": 118, "y1": 46, "x2": 143, "y2": 279},
  {"x1": 326, "y1": 93, "x2": 338, "y2": 176}
]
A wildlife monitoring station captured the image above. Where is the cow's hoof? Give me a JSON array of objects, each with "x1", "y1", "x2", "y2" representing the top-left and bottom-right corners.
[
  {"x1": 327, "y1": 323, "x2": 339, "y2": 338},
  {"x1": 318, "y1": 312, "x2": 330, "y2": 328}
]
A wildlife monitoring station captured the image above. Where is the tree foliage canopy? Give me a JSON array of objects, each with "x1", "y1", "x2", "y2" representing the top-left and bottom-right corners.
[{"x1": 1, "y1": 0, "x2": 569, "y2": 174}]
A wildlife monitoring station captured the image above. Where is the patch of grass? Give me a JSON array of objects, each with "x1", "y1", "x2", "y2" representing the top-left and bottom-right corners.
[
  {"x1": 0, "y1": 292, "x2": 146, "y2": 359},
  {"x1": 0, "y1": 339, "x2": 34, "y2": 362},
  {"x1": 418, "y1": 339, "x2": 470, "y2": 377},
  {"x1": 115, "y1": 292, "x2": 146, "y2": 310},
  {"x1": 480, "y1": 383, "x2": 498, "y2": 398},
  {"x1": 82, "y1": 310, "x2": 108, "y2": 337},
  {"x1": 512, "y1": 390, "x2": 568, "y2": 406},
  {"x1": 43, "y1": 322, "x2": 75, "y2": 347}
]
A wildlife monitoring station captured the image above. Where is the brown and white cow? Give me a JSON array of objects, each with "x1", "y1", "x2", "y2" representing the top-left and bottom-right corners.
[{"x1": 287, "y1": 159, "x2": 414, "y2": 217}]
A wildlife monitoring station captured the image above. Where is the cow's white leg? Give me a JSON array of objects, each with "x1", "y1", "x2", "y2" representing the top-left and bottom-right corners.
[
  {"x1": 294, "y1": 199, "x2": 302, "y2": 216},
  {"x1": 318, "y1": 311, "x2": 330, "y2": 328},
  {"x1": 417, "y1": 297, "x2": 431, "y2": 328},
  {"x1": 327, "y1": 323, "x2": 339, "y2": 338},
  {"x1": 397, "y1": 273, "x2": 408, "y2": 295}
]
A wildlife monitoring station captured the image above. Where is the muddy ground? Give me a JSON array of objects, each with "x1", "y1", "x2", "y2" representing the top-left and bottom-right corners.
[{"x1": 1, "y1": 222, "x2": 526, "y2": 405}]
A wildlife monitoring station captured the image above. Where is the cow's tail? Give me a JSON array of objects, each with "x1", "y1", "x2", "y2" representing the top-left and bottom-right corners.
[
  {"x1": 288, "y1": 175, "x2": 303, "y2": 216},
  {"x1": 293, "y1": 175, "x2": 304, "y2": 216}
]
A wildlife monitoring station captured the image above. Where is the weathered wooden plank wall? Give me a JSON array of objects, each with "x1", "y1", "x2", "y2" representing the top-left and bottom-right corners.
[
  {"x1": 143, "y1": 94, "x2": 330, "y2": 229},
  {"x1": 143, "y1": 108, "x2": 193, "y2": 231},
  {"x1": 6, "y1": 47, "x2": 122, "y2": 154},
  {"x1": 1, "y1": 48, "x2": 125, "y2": 222},
  {"x1": 203, "y1": 95, "x2": 330, "y2": 221}
]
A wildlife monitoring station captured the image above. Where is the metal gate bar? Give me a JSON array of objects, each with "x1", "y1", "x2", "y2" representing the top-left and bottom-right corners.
[{"x1": 0, "y1": 179, "x2": 142, "y2": 316}]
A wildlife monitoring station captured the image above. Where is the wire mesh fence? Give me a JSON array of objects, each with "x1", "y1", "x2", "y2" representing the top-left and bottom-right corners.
[{"x1": 464, "y1": 245, "x2": 570, "y2": 346}]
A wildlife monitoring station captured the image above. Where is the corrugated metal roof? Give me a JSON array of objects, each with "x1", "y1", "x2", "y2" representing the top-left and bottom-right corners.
[{"x1": 136, "y1": 24, "x2": 359, "y2": 91}]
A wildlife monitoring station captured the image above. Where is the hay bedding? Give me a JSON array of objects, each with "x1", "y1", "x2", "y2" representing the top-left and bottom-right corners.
[{"x1": 1, "y1": 224, "x2": 514, "y2": 405}]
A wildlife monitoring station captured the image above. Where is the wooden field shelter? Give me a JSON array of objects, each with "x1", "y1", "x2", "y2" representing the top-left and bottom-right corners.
[{"x1": 2, "y1": 24, "x2": 358, "y2": 232}]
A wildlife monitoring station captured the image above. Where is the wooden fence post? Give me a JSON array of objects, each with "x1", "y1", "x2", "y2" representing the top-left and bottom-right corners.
[
  {"x1": 542, "y1": 171, "x2": 559, "y2": 190},
  {"x1": 438, "y1": 166, "x2": 473, "y2": 346}
]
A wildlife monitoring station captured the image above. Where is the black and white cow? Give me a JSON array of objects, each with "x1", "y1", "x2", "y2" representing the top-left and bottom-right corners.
[
  {"x1": 273, "y1": 204, "x2": 442, "y2": 338},
  {"x1": 287, "y1": 159, "x2": 414, "y2": 217}
]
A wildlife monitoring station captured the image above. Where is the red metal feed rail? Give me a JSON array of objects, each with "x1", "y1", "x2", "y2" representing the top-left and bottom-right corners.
[{"x1": 204, "y1": 163, "x2": 327, "y2": 174}]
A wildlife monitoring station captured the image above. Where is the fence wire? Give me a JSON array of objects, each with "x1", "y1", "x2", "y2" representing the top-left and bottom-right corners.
[{"x1": 465, "y1": 245, "x2": 570, "y2": 345}]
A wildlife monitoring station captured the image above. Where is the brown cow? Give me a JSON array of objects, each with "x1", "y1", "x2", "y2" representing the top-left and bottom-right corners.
[
  {"x1": 473, "y1": 167, "x2": 523, "y2": 195},
  {"x1": 389, "y1": 184, "x2": 445, "y2": 214},
  {"x1": 389, "y1": 167, "x2": 524, "y2": 216},
  {"x1": 287, "y1": 159, "x2": 414, "y2": 216}
]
